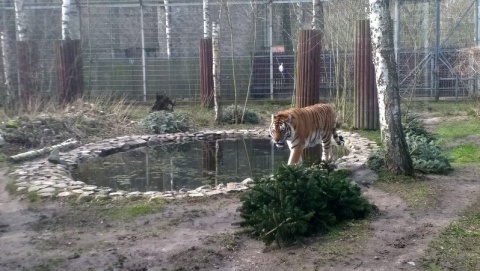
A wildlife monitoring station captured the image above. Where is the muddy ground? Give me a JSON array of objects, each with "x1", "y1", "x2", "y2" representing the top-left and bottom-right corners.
[{"x1": 1, "y1": 114, "x2": 480, "y2": 271}]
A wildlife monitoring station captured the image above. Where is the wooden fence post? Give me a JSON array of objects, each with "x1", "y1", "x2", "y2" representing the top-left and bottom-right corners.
[
  {"x1": 199, "y1": 38, "x2": 213, "y2": 108},
  {"x1": 354, "y1": 20, "x2": 379, "y2": 130},
  {"x1": 295, "y1": 30, "x2": 321, "y2": 108},
  {"x1": 16, "y1": 41, "x2": 40, "y2": 112},
  {"x1": 54, "y1": 39, "x2": 84, "y2": 106}
]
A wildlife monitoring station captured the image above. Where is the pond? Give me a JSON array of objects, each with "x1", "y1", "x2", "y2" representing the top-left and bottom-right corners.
[{"x1": 72, "y1": 138, "x2": 348, "y2": 192}]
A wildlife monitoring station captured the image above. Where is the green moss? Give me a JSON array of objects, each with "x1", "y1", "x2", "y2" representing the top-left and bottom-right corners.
[
  {"x1": 5, "y1": 119, "x2": 18, "y2": 128},
  {"x1": 5, "y1": 181, "x2": 18, "y2": 194}
]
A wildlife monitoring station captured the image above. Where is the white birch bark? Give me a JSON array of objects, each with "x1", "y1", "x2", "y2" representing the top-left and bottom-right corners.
[
  {"x1": 1, "y1": 4, "x2": 17, "y2": 113},
  {"x1": 369, "y1": 0, "x2": 413, "y2": 175},
  {"x1": 14, "y1": 0, "x2": 27, "y2": 41},
  {"x1": 212, "y1": 22, "x2": 221, "y2": 124},
  {"x1": 61, "y1": 0, "x2": 73, "y2": 40},
  {"x1": 311, "y1": 0, "x2": 324, "y2": 32},
  {"x1": 8, "y1": 139, "x2": 78, "y2": 163},
  {"x1": 203, "y1": 0, "x2": 210, "y2": 38},
  {"x1": 164, "y1": 0, "x2": 171, "y2": 59}
]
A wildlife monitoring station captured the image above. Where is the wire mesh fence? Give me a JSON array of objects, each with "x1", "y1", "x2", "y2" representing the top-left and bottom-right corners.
[{"x1": 0, "y1": 0, "x2": 478, "y2": 105}]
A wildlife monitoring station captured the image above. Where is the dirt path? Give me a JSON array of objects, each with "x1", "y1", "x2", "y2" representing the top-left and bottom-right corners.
[{"x1": 1, "y1": 164, "x2": 480, "y2": 271}]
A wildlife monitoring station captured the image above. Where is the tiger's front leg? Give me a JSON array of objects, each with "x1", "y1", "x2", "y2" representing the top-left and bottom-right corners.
[{"x1": 287, "y1": 145, "x2": 304, "y2": 165}]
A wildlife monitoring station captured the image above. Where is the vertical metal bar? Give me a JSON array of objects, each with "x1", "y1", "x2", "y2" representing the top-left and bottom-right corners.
[
  {"x1": 434, "y1": 0, "x2": 440, "y2": 100},
  {"x1": 140, "y1": 0, "x2": 147, "y2": 101},
  {"x1": 269, "y1": 1, "x2": 274, "y2": 100},
  {"x1": 476, "y1": 0, "x2": 480, "y2": 45}
]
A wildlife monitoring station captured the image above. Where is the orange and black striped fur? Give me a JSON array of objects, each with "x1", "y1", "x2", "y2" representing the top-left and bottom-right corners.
[{"x1": 269, "y1": 103, "x2": 344, "y2": 165}]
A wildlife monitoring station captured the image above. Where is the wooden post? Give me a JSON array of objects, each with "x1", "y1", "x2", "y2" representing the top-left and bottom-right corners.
[
  {"x1": 54, "y1": 39, "x2": 84, "y2": 106},
  {"x1": 16, "y1": 40, "x2": 39, "y2": 112},
  {"x1": 354, "y1": 20, "x2": 378, "y2": 130},
  {"x1": 295, "y1": 30, "x2": 321, "y2": 108},
  {"x1": 199, "y1": 38, "x2": 213, "y2": 108}
]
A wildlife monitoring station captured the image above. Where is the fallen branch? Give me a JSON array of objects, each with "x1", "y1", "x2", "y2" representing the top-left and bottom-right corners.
[{"x1": 8, "y1": 138, "x2": 78, "y2": 163}]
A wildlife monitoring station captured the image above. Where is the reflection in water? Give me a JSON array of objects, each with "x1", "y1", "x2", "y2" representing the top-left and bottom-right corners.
[{"x1": 72, "y1": 138, "x2": 348, "y2": 192}]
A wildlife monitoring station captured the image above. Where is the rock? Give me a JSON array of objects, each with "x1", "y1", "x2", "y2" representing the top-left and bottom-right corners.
[
  {"x1": 0, "y1": 134, "x2": 5, "y2": 147},
  {"x1": 57, "y1": 191, "x2": 73, "y2": 197},
  {"x1": 48, "y1": 148, "x2": 60, "y2": 164},
  {"x1": 241, "y1": 178, "x2": 254, "y2": 185},
  {"x1": 37, "y1": 187, "x2": 56, "y2": 194},
  {"x1": 195, "y1": 185, "x2": 212, "y2": 192}
]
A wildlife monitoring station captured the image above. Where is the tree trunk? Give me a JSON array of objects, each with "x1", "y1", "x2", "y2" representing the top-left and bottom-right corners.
[
  {"x1": 164, "y1": 0, "x2": 171, "y2": 59},
  {"x1": 281, "y1": 3, "x2": 293, "y2": 53},
  {"x1": 311, "y1": 0, "x2": 324, "y2": 33},
  {"x1": 14, "y1": 0, "x2": 27, "y2": 41},
  {"x1": 1, "y1": 0, "x2": 18, "y2": 115},
  {"x1": 369, "y1": 0, "x2": 414, "y2": 176},
  {"x1": 203, "y1": 0, "x2": 210, "y2": 38},
  {"x1": 212, "y1": 22, "x2": 221, "y2": 124},
  {"x1": 61, "y1": 0, "x2": 73, "y2": 40}
]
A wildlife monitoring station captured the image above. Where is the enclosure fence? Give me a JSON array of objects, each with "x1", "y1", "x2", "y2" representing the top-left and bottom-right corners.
[{"x1": 0, "y1": 0, "x2": 478, "y2": 104}]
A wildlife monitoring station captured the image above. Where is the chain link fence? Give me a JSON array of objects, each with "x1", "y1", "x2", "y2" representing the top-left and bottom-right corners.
[{"x1": 0, "y1": 0, "x2": 478, "y2": 104}]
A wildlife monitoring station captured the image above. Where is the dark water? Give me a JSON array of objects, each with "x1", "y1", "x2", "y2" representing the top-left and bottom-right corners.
[{"x1": 72, "y1": 138, "x2": 348, "y2": 192}]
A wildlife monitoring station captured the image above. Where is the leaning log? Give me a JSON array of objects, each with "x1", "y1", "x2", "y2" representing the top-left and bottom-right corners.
[{"x1": 8, "y1": 138, "x2": 78, "y2": 163}]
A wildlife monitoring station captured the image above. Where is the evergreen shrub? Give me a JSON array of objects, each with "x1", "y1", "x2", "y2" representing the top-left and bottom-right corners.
[
  {"x1": 367, "y1": 115, "x2": 452, "y2": 174},
  {"x1": 138, "y1": 111, "x2": 189, "y2": 134},
  {"x1": 239, "y1": 164, "x2": 374, "y2": 247},
  {"x1": 221, "y1": 105, "x2": 259, "y2": 124}
]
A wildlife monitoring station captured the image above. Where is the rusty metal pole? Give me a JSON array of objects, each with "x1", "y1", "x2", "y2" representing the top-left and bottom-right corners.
[
  {"x1": 354, "y1": 20, "x2": 378, "y2": 130},
  {"x1": 199, "y1": 38, "x2": 213, "y2": 108},
  {"x1": 295, "y1": 30, "x2": 321, "y2": 108}
]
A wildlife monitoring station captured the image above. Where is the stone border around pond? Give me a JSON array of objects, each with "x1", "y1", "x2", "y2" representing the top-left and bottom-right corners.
[{"x1": 8, "y1": 129, "x2": 377, "y2": 201}]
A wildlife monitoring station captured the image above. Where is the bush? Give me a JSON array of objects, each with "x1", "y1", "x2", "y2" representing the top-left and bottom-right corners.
[
  {"x1": 239, "y1": 164, "x2": 374, "y2": 247},
  {"x1": 367, "y1": 115, "x2": 452, "y2": 174},
  {"x1": 138, "y1": 111, "x2": 189, "y2": 134},
  {"x1": 221, "y1": 105, "x2": 259, "y2": 125}
]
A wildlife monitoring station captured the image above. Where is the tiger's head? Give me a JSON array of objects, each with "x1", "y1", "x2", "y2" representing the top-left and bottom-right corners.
[{"x1": 269, "y1": 114, "x2": 291, "y2": 147}]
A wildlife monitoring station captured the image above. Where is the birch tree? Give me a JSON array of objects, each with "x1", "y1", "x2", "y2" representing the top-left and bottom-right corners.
[
  {"x1": 369, "y1": 0, "x2": 414, "y2": 176},
  {"x1": 62, "y1": 0, "x2": 72, "y2": 40},
  {"x1": 14, "y1": 0, "x2": 27, "y2": 41},
  {"x1": 212, "y1": 22, "x2": 221, "y2": 124},
  {"x1": 312, "y1": 0, "x2": 324, "y2": 33},
  {"x1": 164, "y1": 0, "x2": 171, "y2": 59},
  {"x1": 203, "y1": 0, "x2": 210, "y2": 38},
  {"x1": 1, "y1": 0, "x2": 17, "y2": 115}
]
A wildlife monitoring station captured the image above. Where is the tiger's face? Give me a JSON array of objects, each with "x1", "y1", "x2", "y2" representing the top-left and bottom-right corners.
[{"x1": 270, "y1": 114, "x2": 291, "y2": 147}]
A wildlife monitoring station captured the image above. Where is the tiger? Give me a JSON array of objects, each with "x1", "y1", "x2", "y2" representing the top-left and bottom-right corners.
[{"x1": 269, "y1": 103, "x2": 345, "y2": 165}]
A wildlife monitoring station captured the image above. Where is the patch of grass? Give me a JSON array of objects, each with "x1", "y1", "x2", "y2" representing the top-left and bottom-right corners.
[
  {"x1": 373, "y1": 171, "x2": 443, "y2": 211},
  {"x1": 27, "y1": 191, "x2": 39, "y2": 202},
  {"x1": 422, "y1": 199, "x2": 480, "y2": 271},
  {"x1": 105, "y1": 202, "x2": 164, "y2": 221},
  {"x1": 435, "y1": 118, "x2": 480, "y2": 145},
  {"x1": 450, "y1": 144, "x2": 480, "y2": 165},
  {"x1": 408, "y1": 101, "x2": 474, "y2": 115},
  {"x1": 5, "y1": 181, "x2": 18, "y2": 194}
]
